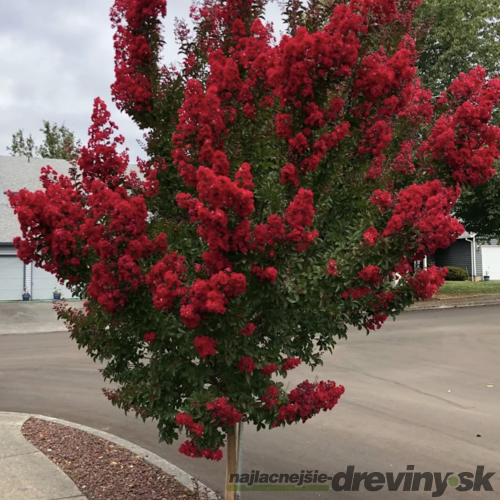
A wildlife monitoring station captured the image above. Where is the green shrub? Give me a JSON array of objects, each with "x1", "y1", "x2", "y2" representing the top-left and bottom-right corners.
[{"x1": 445, "y1": 266, "x2": 469, "y2": 281}]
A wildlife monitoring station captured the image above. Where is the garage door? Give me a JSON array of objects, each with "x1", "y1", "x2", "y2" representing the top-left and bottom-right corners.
[
  {"x1": 481, "y1": 246, "x2": 500, "y2": 280},
  {"x1": 0, "y1": 256, "x2": 24, "y2": 300},
  {"x1": 31, "y1": 264, "x2": 61, "y2": 300}
]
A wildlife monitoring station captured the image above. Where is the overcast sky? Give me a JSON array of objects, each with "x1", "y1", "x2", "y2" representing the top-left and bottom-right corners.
[{"x1": 0, "y1": 0, "x2": 284, "y2": 162}]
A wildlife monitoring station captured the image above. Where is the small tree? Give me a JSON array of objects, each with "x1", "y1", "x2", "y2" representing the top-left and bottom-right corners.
[
  {"x1": 9, "y1": 0, "x2": 500, "y2": 497},
  {"x1": 37, "y1": 121, "x2": 81, "y2": 162},
  {"x1": 7, "y1": 130, "x2": 36, "y2": 158},
  {"x1": 7, "y1": 121, "x2": 80, "y2": 161}
]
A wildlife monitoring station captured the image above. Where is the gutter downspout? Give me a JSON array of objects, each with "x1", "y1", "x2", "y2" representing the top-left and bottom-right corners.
[
  {"x1": 473, "y1": 233, "x2": 476, "y2": 279},
  {"x1": 465, "y1": 235, "x2": 476, "y2": 280}
]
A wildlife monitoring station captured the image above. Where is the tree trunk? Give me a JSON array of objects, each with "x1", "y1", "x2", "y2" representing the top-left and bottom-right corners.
[{"x1": 225, "y1": 426, "x2": 238, "y2": 500}]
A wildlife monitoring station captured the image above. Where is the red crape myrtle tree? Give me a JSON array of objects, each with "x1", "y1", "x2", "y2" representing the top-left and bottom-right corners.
[{"x1": 10, "y1": 0, "x2": 500, "y2": 496}]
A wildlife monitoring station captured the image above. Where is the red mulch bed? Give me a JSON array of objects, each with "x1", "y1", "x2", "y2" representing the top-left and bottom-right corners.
[{"x1": 22, "y1": 418, "x2": 215, "y2": 500}]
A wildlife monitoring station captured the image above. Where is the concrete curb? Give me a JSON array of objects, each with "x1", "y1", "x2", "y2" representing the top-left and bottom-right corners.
[
  {"x1": 407, "y1": 298, "x2": 500, "y2": 311},
  {"x1": 0, "y1": 412, "x2": 217, "y2": 499},
  {"x1": 1, "y1": 326, "x2": 69, "y2": 336}
]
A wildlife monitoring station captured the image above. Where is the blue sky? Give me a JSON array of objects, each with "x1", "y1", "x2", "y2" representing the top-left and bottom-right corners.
[{"x1": 0, "y1": 0, "x2": 284, "y2": 163}]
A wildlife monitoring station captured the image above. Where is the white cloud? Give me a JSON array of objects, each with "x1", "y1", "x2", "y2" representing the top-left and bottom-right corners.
[{"x1": 0, "y1": 0, "x2": 285, "y2": 163}]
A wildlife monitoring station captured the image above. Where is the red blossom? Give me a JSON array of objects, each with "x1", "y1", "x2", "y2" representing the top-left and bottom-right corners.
[
  {"x1": 358, "y1": 265, "x2": 383, "y2": 286},
  {"x1": 363, "y1": 226, "x2": 379, "y2": 246},
  {"x1": 409, "y1": 266, "x2": 448, "y2": 299},
  {"x1": 275, "y1": 380, "x2": 345, "y2": 426},
  {"x1": 261, "y1": 364, "x2": 278, "y2": 376},
  {"x1": 143, "y1": 332, "x2": 157, "y2": 343},
  {"x1": 342, "y1": 287, "x2": 371, "y2": 300},
  {"x1": 365, "y1": 313, "x2": 389, "y2": 330},
  {"x1": 395, "y1": 257, "x2": 413, "y2": 276},
  {"x1": 282, "y1": 357, "x2": 302, "y2": 372},
  {"x1": 110, "y1": 0, "x2": 167, "y2": 112},
  {"x1": 175, "y1": 413, "x2": 204, "y2": 437},
  {"x1": 194, "y1": 336, "x2": 218, "y2": 358},
  {"x1": 237, "y1": 357, "x2": 256, "y2": 374},
  {"x1": 381, "y1": 180, "x2": 465, "y2": 256},
  {"x1": 206, "y1": 397, "x2": 243, "y2": 426},
  {"x1": 420, "y1": 67, "x2": 500, "y2": 187},
  {"x1": 252, "y1": 265, "x2": 279, "y2": 284},
  {"x1": 239, "y1": 322, "x2": 256, "y2": 336},
  {"x1": 326, "y1": 260, "x2": 339, "y2": 277},
  {"x1": 370, "y1": 189, "x2": 393, "y2": 210},
  {"x1": 262, "y1": 385, "x2": 279, "y2": 409},
  {"x1": 179, "y1": 439, "x2": 222, "y2": 461},
  {"x1": 280, "y1": 163, "x2": 300, "y2": 187}
]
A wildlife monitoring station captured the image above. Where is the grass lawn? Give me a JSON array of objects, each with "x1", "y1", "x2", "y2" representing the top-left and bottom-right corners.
[{"x1": 438, "y1": 280, "x2": 500, "y2": 298}]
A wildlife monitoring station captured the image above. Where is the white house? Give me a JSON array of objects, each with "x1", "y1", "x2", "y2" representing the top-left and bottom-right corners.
[{"x1": 0, "y1": 155, "x2": 78, "y2": 300}]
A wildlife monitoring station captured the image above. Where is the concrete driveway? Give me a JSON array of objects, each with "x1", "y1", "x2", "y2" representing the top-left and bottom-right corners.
[{"x1": 1, "y1": 306, "x2": 499, "y2": 498}]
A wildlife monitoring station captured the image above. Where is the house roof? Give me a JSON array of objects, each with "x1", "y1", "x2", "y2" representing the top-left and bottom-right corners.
[
  {"x1": 457, "y1": 231, "x2": 476, "y2": 239},
  {"x1": 0, "y1": 155, "x2": 140, "y2": 244}
]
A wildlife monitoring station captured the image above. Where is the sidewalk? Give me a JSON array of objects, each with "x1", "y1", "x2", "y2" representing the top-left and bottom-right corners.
[
  {"x1": 0, "y1": 413, "x2": 86, "y2": 500},
  {"x1": 408, "y1": 294, "x2": 500, "y2": 310},
  {"x1": 0, "y1": 412, "x2": 213, "y2": 500}
]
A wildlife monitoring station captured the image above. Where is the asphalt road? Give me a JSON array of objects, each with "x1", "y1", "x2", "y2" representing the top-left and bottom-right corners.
[{"x1": 1, "y1": 306, "x2": 500, "y2": 499}]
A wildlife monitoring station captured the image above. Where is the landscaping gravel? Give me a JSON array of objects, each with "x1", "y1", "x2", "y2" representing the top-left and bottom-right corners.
[{"x1": 22, "y1": 418, "x2": 214, "y2": 500}]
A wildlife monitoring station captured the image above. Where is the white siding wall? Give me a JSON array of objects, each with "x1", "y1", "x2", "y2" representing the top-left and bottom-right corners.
[
  {"x1": 25, "y1": 263, "x2": 32, "y2": 295},
  {"x1": 0, "y1": 256, "x2": 24, "y2": 300},
  {"x1": 31, "y1": 264, "x2": 60, "y2": 300},
  {"x1": 481, "y1": 246, "x2": 500, "y2": 280}
]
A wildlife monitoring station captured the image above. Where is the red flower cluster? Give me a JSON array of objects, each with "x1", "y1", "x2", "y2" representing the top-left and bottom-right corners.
[
  {"x1": 280, "y1": 163, "x2": 300, "y2": 187},
  {"x1": 143, "y1": 332, "x2": 157, "y2": 343},
  {"x1": 372, "y1": 291, "x2": 395, "y2": 312},
  {"x1": 365, "y1": 313, "x2": 389, "y2": 331},
  {"x1": 175, "y1": 412, "x2": 204, "y2": 437},
  {"x1": 261, "y1": 364, "x2": 278, "y2": 376},
  {"x1": 408, "y1": 266, "x2": 448, "y2": 299},
  {"x1": 284, "y1": 189, "x2": 319, "y2": 252},
  {"x1": 237, "y1": 356, "x2": 256, "y2": 374},
  {"x1": 194, "y1": 336, "x2": 218, "y2": 358},
  {"x1": 282, "y1": 357, "x2": 302, "y2": 372},
  {"x1": 110, "y1": 0, "x2": 167, "y2": 112},
  {"x1": 358, "y1": 265, "x2": 383, "y2": 286},
  {"x1": 179, "y1": 439, "x2": 223, "y2": 461},
  {"x1": 326, "y1": 260, "x2": 339, "y2": 277},
  {"x1": 275, "y1": 380, "x2": 345, "y2": 425},
  {"x1": 145, "y1": 252, "x2": 187, "y2": 312},
  {"x1": 370, "y1": 189, "x2": 393, "y2": 210},
  {"x1": 239, "y1": 322, "x2": 256, "y2": 336},
  {"x1": 206, "y1": 397, "x2": 243, "y2": 426},
  {"x1": 420, "y1": 67, "x2": 500, "y2": 187},
  {"x1": 178, "y1": 271, "x2": 247, "y2": 328},
  {"x1": 252, "y1": 215, "x2": 286, "y2": 253},
  {"x1": 354, "y1": 38, "x2": 416, "y2": 105},
  {"x1": 262, "y1": 385, "x2": 279, "y2": 409},
  {"x1": 392, "y1": 140, "x2": 415, "y2": 175},
  {"x1": 10, "y1": 99, "x2": 163, "y2": 314},
  {"x1": 395, "y1": 257, "x2": 413, "y2": 276},
  {"x1": 342, "y1": 287, "x2": 371, "y2": 300},
  {"x1": 363, "y1": 226, "x2": 380, "y2": 246},
  {"x1": 382, "y1": 180, "x2": 465, "y2": 256},
  {"x1": 252, "y1": 265, "x2": 278, "y2": 284}
]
